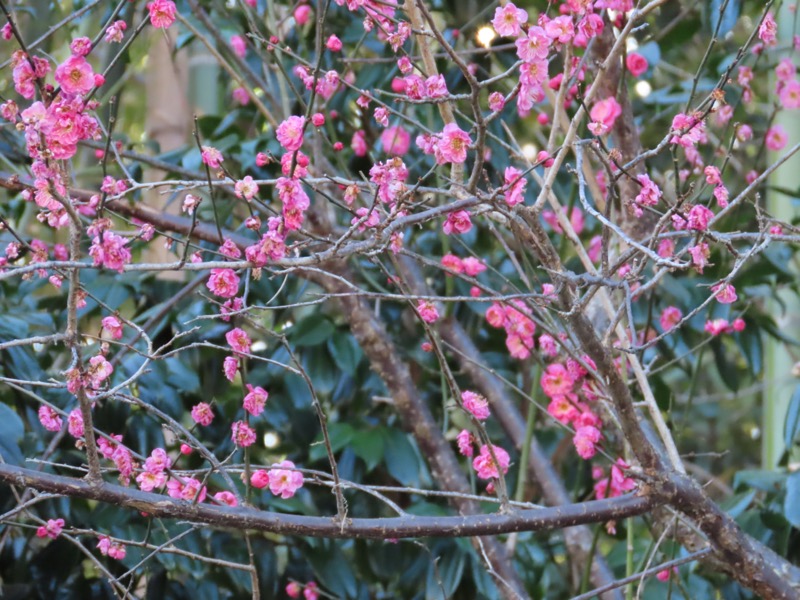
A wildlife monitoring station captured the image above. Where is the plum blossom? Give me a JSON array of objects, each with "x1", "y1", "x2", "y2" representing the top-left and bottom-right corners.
[
  {"x1": 38, "y1": 406, "x2": 62, "y2": 432},
  {"x1": 766, "y1": 125, "x2": 788, "y2": 151},
  {"x1": 504, "y1": 166, "x2": 527, "y2": 206},
  {"x1": 207, "y1": 268, "x2": 240, "y2": 298},
  {"x1": 573, "y1": 425, "x2": 601, "y2": 459},
  {"x1": 191, "y1": 402, "x2": 214, "y2": 426},
  {"x1": 267, "y1": 460, "x2": 304, "y2": 498},
  {"x1": 89, "y1": 232, "x2": 131, "y2": 273},
  {"x1": 589, "y1": 97, "x2": 622, "y2": 136},
  {"x1": 226, "y1": 327, "x2": 251, "y2": 354},
  {"x1": 231, "y1": 420, "x2": 256, "y2": 447},
  {"x1": 436, "y1": 123, "x2": 471, "y2": 164},
  {"x1": 54, "y1": 56, "x2": 95, "y2": 96},
  {"x1": 472, "y1": 444, "x2": 510, "y2": 480},
  {"x1": 234, "y1": 176, "x2": 258, "y2": 201},
  {"x1": 712, "y1": 282, "x2": 737, "y2": 304},
  {"x1": 147, "y1": 0, "x2": 177, "y2": 28},
  {"x1": 36, "y1": 518, "x2": 65, "y2": 539},
  {"x1": 759, "y1": 11, "x2": 777, "y2": 46},
  {"x1": 461, "y1": 390, "x2": 490, "y2": 421},
  {"x1": 105, "y1": 20, "x2": 127, "y2": 43},
  {"x1": 659, "y1": 306, "x2": 683, "y2": 331},
  {"x1": 417, "y1": 300, "x2": 439, "y2": 323},
  {"x1": 456, "y1": 429, "x2": 475, "y2": 457},
  {"x1": 243, "y1": 384, "x2": 268, "y2": 416},
  {"x1": 626, "y1": 53, "x2": 648, "y2": 77},
  {"x1": 381, "y1": 125, "x2": 410, "y2": 155},
  {"x1": 276, "y1": 115, "x2": 306, "y2": 152},
  {"x1": 443, "y1": 210, "x2": 472, "y2": 235},
  {"x1": 541, "y1": 363, "x2": 574, "y2": 398},
  {"x1": 102, "y1": 316, "x2": 124, "y2": 340},
  {"x1": 492, "y1": 2, "x2": 527, "y2": 37},
  {"x1": 201, "y1": 146, "x2": 223, "y2": 168}
]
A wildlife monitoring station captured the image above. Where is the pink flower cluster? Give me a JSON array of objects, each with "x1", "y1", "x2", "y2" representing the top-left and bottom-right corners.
[
  {"x1": 485, "y1": 301, "x2": 537, "y2": 359},
  {"x1": 98, "y1": 434, "x2": 136, "y2": 485},
  {"x1": 97, "y1": 535, "x2": 126, "y2": 560},
  {"x1": 36, "y1": 518, "x2": 65, "y2": 539},
  {"x1": 136, "y1": 448, "x2": 172, "y2": 492},
  {"x1": 286, "y1": 581, "x2": 319, "y2": 600},
  {"x1": 472, "y1": 444, "x2": 510, "y2": 480},
  {"x1": 704, "y1": 317, "x2": 746, "y2": 336},
  {"x1": 461, "y1": 390, "x2": 490, "y2": 421},
  {"x1": 440, "y1": 254, "x2": 486, "y2": 277},
  {"x1": 541, "y1": 361, "x2": 603, "y2": 459},
  {"x1": 593, "y1": 459, "x2": 637, "y2": 500},
  {"x1": 416, "y1": 123, "x2": 472, "y2": 165},
  {"x1": 251, "y1": 460, "x2": 304, "y2": 499}
]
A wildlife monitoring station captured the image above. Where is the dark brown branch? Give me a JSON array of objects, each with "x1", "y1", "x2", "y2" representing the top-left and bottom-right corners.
[{"x1": 0, "y1": 463, "x2": 656, "y2": 539}]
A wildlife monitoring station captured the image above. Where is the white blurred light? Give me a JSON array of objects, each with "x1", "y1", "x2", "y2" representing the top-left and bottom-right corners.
[
  {"x1": 263, "y1": 432, "x2": 280, "y2": 448},
  {"x1": 635, "y1": 81, "x2": 652, "y2": 98},
  {"x1": 251, "y1": 340, "x2": 267, "y2": 353},
  {"x1": 521, "y1": 143, "x2": 538, "y2": 161},
  {"x1": 476, "y1": 26, "x2": 496, "y2": 49},
  {"x1": 626, "y1": 37, "x2": 639, "y2": 52}
]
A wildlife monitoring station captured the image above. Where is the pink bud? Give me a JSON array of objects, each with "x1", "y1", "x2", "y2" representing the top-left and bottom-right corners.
[
  {"x1": 326, "y1": 34, "x2": 342, "y2": 52},
  {"x1": 294, "y1": 4, "x2": 311, "y2": 26},
  {"x1": 311, "y1": 112, "x2": 325, "y2": 127}
]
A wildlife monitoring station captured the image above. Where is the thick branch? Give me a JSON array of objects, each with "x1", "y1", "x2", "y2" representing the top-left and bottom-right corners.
[{"x1": 0, "y1": 463, "x2": 656, "y2": 539}]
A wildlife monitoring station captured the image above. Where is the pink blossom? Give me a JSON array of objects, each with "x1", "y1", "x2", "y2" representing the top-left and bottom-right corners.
[
  {"x1": 492, "y1": 2, "x2": 527, "y2": 37},
  {"x1": 226, "y1": 327, "x2": 251, "y2": 354},
  {"x1": 201, "y1": 146, "x2": 223, "y2": 168},
  {"x1": 167, "y1": 477, "x2": 207, "y2": 502},
  {"x1": 441, "y1": 254, "x2": 464, "y2": 274},
  {"x1": 779, "y1": 80, "x2": 800, "y2": 109},
  {"x1": 589, "y1": 97, "x2": 622, "y2": 135},
  {"x1": 191, "y1": 402, "x2": 214, "y2": 426},
  {"x1": 443, "y1": 210, "x2": 472, "y2": 235},
  {"x1": 105, "y1": 20, "x2": 127, "y2": 43},
  {"x1": 687, "y1": 204, "x2": 714, "y2": 231},
  {"x1": 670, "y1": 113, "x2": 706, "y2": 147},
  {"x1": 88, "y1": 232, "x2": 131, "y2": 273},
  {"x1": 417, "y1": 300, "x2": 439, "y2": 323},
  {"x1": 516, "y1": 26, "x2": 549, "y2": 62},
  {"x1": 425, "y1": 74, "x2": 448, "y2": 99},
  {"x1": 231, "y1": 420, "x2": 256, "y2": 447},
  {"x1": 87, "y1": 355, "x2": 113, "y2": 387},
  {"x1": 634, "y1": 174, "x2": 661, "y2": 216},
  {"x1": 303, "y1": 582, "x2": 319, "y2": 600},
  {"x1": 230, "y1": 35, "x2": 246, "y2": 58},
  {"x1": 472, "y1": 444, "x2": 510, "y2": 480},
  {"x1": 766, "y1": 125, "x2": 788, "y2": 151},
  {"x1": 456, "y1": 429, "x2": 475, "y2": 457},
  {"x1": 541, "y1": 363, "x2": 574, "y2": 398},
  {"x1": 704, "y1": 318, "x2": 730, "y2": 336},
  {"x1": 276, "y1": 115, "x2": 306, "y2": 152},
  {"x1": 70, "y1": 37, "x2": 92, "y2": 57},
  {"x1": 488, "y1": 92, "x2": 505, "y2": 112},
  {"x1": 36, "y1": 518, "x2": 65, "y2": 539},
  {"x1": 462, "y1": 390, "x2": 490, "y2": 420},
  {"x1": 268, "y1": 460, "x2": 304, "y2": 498},
  {"x1": 147, "y1": 0, "x2": 177, "y2": 29},
  {"x1": 625, "y1": 53, "x2": 648, "y2": 77},
  {"x1": 659, "y1": 306, "x2": 682, "y2": 331},
  {"x1": 243, "y1": 384, "x2": 269, "y2": 416},
  {"x1": 214, "y1": 491, "x2": 238, "y2": 506},
  {"x1": 504, "y1": 166, "x2": 527, "y2": 206},
  {"x1": 381, "y1": 125, "x2": 410, "y2": 155},
  {"x1": 712, "y1": 282, "x2": 737, "y2": 304},
  {"x1": 234, "y1": 175, "x2": 258, "y2": 201},
  {"x1": 351, "y1": 129, "x2": 368, "y2": 156},
  {"x1": 713, "y1": 185, "x2": 729, "y2": 208},
  {"x1": 97, "y1": 535, "x2": 127, "y2": 559},
  {"x1": 54, "y1": 55, "x2": 95, "y2": 96},
  {"x1": 689, "y1": 243, "x2": 710, "y2": 273},
  {"x1": 759, "y1": 11, "x2": 777, "y2": 46},
  {"x1": 294, "y1": 4, "x2": 312, "y2": 25},
  {"x1": 136, "y1": 470, "x2": 166, "y2": 491},
  {"x1": 251, "y1": 469, "x2": 270, "y2": 489},
  {"x1": 326, "y1": 34, "x2": 342, "y2": 52},
  {"x1": 38, "y1": 406, "x2": 62, "y2": 432},
  {"x1": 207, "y1": 268, "x2": 240, "y2": 298},
  {"x1": 547, "y1": 396, "x2": 580, "y2": 424},
  {"x1": 102, "y1": 316, "x2": 124, "y2": 340},
  {"x1": 436, "y1": 123, "x2": 471, "y2": 164},
  {"x1": 311, "y1": 112, "x2": 325, "y2": 127},
  {"x1": 462, "y1": 257, "x2": 486, "y2": 277},
  {"x1": 544, "y1": 15, "x2": 574, "y2": 44},
  {"x1": 68, "y1": 409, "x2": 84, "y2": 438},
  {"x1": 573, "y1": 425, "x2": 601, "y2": 459},
  {"x1": 222, "y1": 356, "x2": 239, "y2": 381},
  {"x1": 144, "y1": 448, "x2": 171, "y2": 473}
]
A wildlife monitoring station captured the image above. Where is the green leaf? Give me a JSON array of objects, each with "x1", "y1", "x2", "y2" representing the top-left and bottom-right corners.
[
  {"x1": 0, "y1": 403, "x2": 25, "y2": 465},
  {"x1": 309, "y1": 422, "x2": 354, "y2": 462},
  {"x1": 327, "y1": 334, "x2": 363, "y2": 375},
  {"x1": 720, "y1": 490, "x2": 756, "y2": 518},
  {"x1": 289, "y1": 316, "x2": 334, "y2": 347},
  {"x1": 733, "y1": 469, "x2": 785, "y2": 493},
  {"x1": 306, "y1": 542, "x2": 359, "y2": 599},
  {"x1": 784, "y1": 385, "x2": 800, "y2": 450},
  {"x1": 351, "y1": 427, "x2": 385, "y2": 471},
  {"x1": 784, "y1": 471, "x2": 800, "y2": 528},
  {"x1": 382, "y1": 428, "x2": 421, "y2": 486}
]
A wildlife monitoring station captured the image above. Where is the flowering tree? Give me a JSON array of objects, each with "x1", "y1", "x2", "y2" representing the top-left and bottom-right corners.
[{"x1": 1, "y1": 0, "x2": 800, "y2": 597}]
